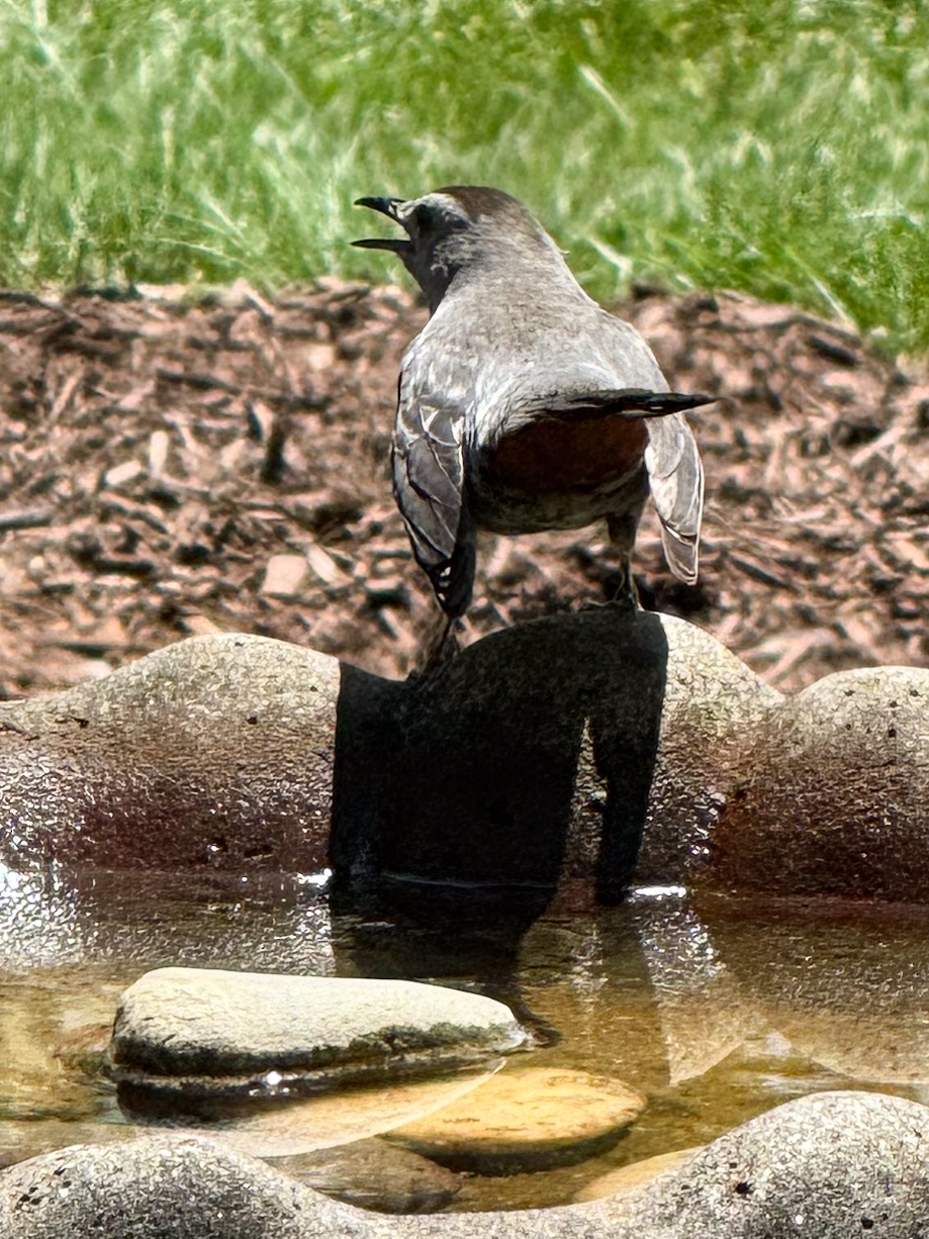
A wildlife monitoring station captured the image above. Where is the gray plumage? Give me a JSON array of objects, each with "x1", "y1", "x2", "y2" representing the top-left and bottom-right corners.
[{"x1": 354, "y1": 186, "x2": 710, "y2": 623}]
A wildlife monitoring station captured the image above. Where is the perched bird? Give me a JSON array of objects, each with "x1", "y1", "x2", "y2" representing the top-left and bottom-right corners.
[{"x1": 353, "y1": 186, "x2": 712, "y2": 654}]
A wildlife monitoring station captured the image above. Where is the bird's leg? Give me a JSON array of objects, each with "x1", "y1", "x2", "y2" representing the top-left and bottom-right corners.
[
  {"x1": 613, "y1": 551, "x2": 641, "y2": 610},
  {"x1": 418, "y1": 610, "x2": 461, "y2": 673},
  {"x1": 606, "y1": 513, "x2": 641, "y2": 611}
]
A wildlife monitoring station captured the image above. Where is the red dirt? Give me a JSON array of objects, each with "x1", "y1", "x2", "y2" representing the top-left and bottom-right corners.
[{"x1": 0, "y1": 280, "x2": 925, "y2": 696}]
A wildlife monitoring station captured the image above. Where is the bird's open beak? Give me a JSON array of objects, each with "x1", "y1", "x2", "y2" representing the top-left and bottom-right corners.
[{"x1": 351, "y1": 197, "x2": 412, "y2": 253}]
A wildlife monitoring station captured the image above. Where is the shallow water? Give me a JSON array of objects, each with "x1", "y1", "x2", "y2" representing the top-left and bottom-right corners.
[{"x1": 0, "y1": 864, "x2": 926, "y2": 1210}]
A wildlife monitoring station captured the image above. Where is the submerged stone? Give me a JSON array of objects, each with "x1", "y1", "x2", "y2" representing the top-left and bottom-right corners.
[
  {"x1": 272, "y1": 1137, "x2": 460, "y2": 1213},
  {"x1": 116, "y1": 1065, "x2": 505, "y2": 1159},
  {"x1": 573, "y1": 1146, "x2": 702, "y2": 1202},
  {"x1": 388, "y1": 1066, "x2": 646, "y2": 1173}
]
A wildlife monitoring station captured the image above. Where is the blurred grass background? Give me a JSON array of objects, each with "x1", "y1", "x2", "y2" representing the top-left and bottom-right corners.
[{"x1": 2, "y1": 0, "x2": 929, "y2": 350}]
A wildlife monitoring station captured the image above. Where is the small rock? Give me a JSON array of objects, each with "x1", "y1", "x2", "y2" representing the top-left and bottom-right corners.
[
  {"x1": 305, "y1": 342, "x2": 337, "y2": 372},
  {"x1": 109, "y1": 968, "x2": 528, "y2": 1092},
  {"x1": 306, "y1": 544, "x2": 347, "y2": 586},
  {"x1": 261, "y1": 554, "x2": 311, "y2": 598},
  {"x1": 389, "y1": 1066, "x2": 645, "y2": 1172},
  {"x1": 272, "y1": 1137, "x2": 460, "y2": 1213},
  {"x1": 102, "y1": 459, "x2": 144, "y2": 489},
  {"x1": 147, "y1": 429, "x2": 171, "y2": 475}
]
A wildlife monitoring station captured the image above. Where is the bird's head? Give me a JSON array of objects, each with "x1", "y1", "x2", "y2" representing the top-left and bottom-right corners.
[{"x1": 353, "y1": 186, "x2": 560, "y2": 310}]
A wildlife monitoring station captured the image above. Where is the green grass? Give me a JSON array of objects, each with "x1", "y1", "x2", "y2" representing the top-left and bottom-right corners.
[{"x1": 3, "y1": 0, "x2": 929, "y2": 351}]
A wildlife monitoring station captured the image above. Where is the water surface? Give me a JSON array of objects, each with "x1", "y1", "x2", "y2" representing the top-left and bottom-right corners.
[{"x1": 0, "y1": 866, "x2": 925, "y2": 1210}]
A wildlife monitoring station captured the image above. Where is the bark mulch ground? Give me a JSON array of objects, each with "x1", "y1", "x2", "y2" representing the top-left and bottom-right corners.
[{"x1": 0, "y1": 280, "x2": 926, "y2": 697}]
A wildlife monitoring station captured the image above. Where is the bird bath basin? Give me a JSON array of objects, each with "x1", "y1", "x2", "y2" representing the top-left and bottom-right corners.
[{"x1": 0, "y1": 865, "x2": 925, "y2": 1212}]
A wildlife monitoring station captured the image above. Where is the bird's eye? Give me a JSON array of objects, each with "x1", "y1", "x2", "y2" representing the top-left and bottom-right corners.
[{"x1": 408, "y1": 204, "x2": 435, "y2": 234}]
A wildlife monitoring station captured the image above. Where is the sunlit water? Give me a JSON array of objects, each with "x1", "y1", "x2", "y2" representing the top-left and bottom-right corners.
[{"x1": 1, "y1": 863, "x2": 927, "y2": 1211}]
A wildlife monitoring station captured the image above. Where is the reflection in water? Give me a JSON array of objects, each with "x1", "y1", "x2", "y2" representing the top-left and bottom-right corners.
[
  {"x1": 116, "y1": 1064, "x2": 505, "y2": 1159},
  {"x1": 0, "y1": 862, "x2": 336, "y2": 974},
  {"x1": 696, "y1": 894, "x2": 929, "y2": 1086},
  {"x1": 1, "y1": 873, "x2": 929, "y2": 1208},
  {"x1": 630, "y1": 893, "x2": 764, "y2": 1086}
]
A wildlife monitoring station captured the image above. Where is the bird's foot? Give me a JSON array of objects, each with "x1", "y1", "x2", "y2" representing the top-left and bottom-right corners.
[
  {"x1": 578, "y1": 573, "x2": 640, "y2": 614},
  {"x1": 605, "y1": 587, "x2": 640, "y2": 613}
]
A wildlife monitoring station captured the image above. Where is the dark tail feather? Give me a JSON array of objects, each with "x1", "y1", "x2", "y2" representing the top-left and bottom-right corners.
[
  {"x1": 616, "y1": 390, "x2": 717, "y2": 418},
  {"x1": 545, "y1": 388, "x2": 716, "y2": 421}
]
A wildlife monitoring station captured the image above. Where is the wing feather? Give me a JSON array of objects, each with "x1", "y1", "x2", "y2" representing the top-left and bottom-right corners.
[
  {"x1": 392, "y1": 356, "x2": 474, "y2": 616},
  {"x1": 644, "y1": 414, "x2": 704, "y2": 584},
  {"x1": 581, "y1": 309, "x2": 707, "y2": 584}
]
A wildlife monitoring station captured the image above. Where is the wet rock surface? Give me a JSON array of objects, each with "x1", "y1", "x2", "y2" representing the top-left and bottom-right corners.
[
  {"x1": 1, "y1": 1092, "x2": 927, "y2": 1238},
  {"x1": 109, "y1": 968, "x2": 528, "y2": 1095},
  {"x1": 0, "y1": 632, "x2": 338, "y2": 871}
]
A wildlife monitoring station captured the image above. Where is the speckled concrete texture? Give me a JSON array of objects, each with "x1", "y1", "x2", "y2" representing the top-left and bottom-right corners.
[
  {"x1": 0, "y1": 632, "x2": 339, "y2": 871},
  {"x1": 2, "y1": 1092, "x2": 927, "y2": 1238},
  {"x1": 713, "y1": 665, "x2": 929, "y2": 900},
  {"x1": 1, "y1": 620, "x2": 929, "y2": 901},
  {"x1": 600, "y1": 1089, "x2": 929, "y2": 1237},
  {"x1": 0, "y1": 1135, "x2": 314, "y2": 1239},
  {"x1": 637, "y1": 613, "x2": 781, "y2": 884}
]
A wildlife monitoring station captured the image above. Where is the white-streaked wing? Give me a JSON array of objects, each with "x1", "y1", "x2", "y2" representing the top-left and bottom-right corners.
[
  {"x1": 644, "y1": 413, "x2": 704, "y2": 583},
  {"x1": 392, "y1": 354, "x2": 472, "y2": 614}
]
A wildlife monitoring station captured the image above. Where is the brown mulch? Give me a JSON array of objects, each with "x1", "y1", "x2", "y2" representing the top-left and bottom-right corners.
[{"x1": 0, "y1": 279, "x2": 926, "y2": 697}]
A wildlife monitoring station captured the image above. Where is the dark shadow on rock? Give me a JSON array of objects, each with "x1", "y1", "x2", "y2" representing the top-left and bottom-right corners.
[{"x1": 331, "y1": 608, "x2": 668, "y2": 912}]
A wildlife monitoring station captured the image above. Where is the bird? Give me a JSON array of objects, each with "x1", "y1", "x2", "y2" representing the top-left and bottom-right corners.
[{"x1": 353, "y1": 186, "x2": 713, "y2": 659}]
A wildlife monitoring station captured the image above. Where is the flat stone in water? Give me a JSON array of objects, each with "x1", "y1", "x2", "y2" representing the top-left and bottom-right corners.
[
  {"x1": 109, "y1": 968, "x2": 528, "y2": 1093},
  {"x1": 389, "y1": 1066, "x2": 646, "y2": 1173}
]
